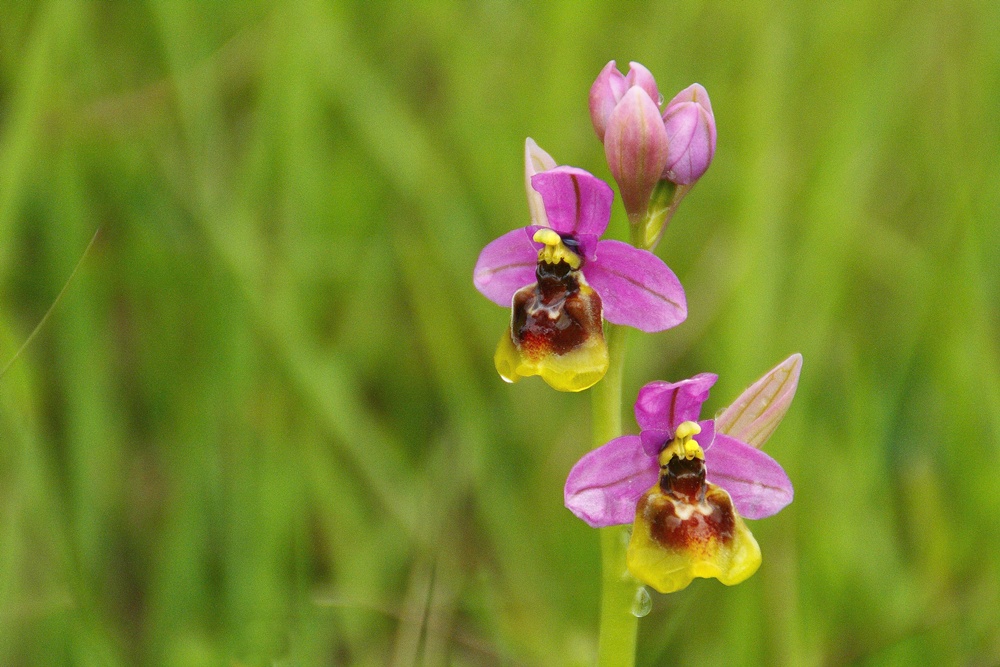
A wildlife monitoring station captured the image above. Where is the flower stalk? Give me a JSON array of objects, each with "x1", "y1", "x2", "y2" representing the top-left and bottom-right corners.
[
  {"x1": 591, "y1": 322, "x2": 639, "y2": 667},
  {"x1": 591, "y1": 193, "x2": 678, "y2": 666}
]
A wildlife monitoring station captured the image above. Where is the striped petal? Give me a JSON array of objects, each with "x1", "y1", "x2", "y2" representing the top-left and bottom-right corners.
[
  {"x1": 583, "y1": 240, "x2": 686, "y2": 332},
  {"x1": 564, "y1": 435, "x2": 658, "y2": 528},
  {"x1": 716, "y1": 354, "x2": 802, "y2": 448}
]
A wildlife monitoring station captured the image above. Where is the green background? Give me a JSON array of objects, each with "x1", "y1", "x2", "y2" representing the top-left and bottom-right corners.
[{"x1": 1, "y1": 1, "x2": 998, "y2": 665}]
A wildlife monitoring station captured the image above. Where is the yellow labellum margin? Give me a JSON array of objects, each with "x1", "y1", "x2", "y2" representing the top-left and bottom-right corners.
[{"x1": 626, "y1": 422, "x2": 762, "y2": 594}]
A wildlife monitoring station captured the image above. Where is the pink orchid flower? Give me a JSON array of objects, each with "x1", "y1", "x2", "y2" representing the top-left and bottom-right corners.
[{"x1": 472, "y1": 141, "x2": 687, "y2": 391}]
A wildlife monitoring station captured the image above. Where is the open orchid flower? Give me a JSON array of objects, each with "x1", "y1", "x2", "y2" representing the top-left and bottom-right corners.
[
  {"x1": 473, "y1": 139, "x2": 687, "y2": 392},
  {"x1": 564, "y1": 354, "x2": 801, "y2": 593}
]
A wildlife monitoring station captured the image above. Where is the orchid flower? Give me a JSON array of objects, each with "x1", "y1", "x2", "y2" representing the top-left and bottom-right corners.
[
  {"x1": 473, "y1": 139, "x2": 687, "y2": 392},
  {"x1": 564, "y1": 354, "x2": 801, "y2": 592}
]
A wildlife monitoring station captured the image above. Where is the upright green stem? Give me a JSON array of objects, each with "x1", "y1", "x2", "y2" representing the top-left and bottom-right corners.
[{"x1": 592, "y1": 323, "x2": 637, "y2": 667}]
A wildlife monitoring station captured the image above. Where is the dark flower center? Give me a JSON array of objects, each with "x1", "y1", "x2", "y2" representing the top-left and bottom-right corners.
[
  {"x1": 660, "y1": 455, "x2": 707, "y2": 503},
  {"x1": 511, "y1": 260, "x2": 601, "y2": 357}
]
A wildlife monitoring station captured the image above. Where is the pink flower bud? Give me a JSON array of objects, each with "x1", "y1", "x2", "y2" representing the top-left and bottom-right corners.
[
  {"x1": 603, "y1": 87, "x2": 669, "y2": 221},
  {"x1": 589, "y1": 61, "x2": 661, "y2": 142},
  {"x1": 661, "y1": 84, "x2": 717, "y2": 185}
]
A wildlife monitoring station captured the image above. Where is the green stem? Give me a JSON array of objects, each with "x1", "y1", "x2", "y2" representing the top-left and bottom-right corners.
[{"x1": 592, "y1": 323, "x2": 637, "y2": 667}]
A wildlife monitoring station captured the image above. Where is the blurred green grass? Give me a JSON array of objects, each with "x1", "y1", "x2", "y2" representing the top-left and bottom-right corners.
[{"x1": 1, "y1": 0, "x2": 998, "y2": 665}]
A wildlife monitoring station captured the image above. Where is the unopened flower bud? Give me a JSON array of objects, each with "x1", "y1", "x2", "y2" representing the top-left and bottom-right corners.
[
  {"x1": 603, "y1": 87, "x2": 669, "y2": 222},
  {"x1": 589, "y1": 60, "x2": 660, "y2": 142},
  {"x1": 662, "y1": 84, "x2": 717, "y2": 185}
]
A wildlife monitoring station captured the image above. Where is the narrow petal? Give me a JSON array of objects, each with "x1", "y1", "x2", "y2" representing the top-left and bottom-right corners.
[
  {"x1": 524, "y1": 138, "x2": 557, "y2": 227},
  {"x1": 583, "y1": 240, "x2": 686, "y2": 332},
  {"x1": 634, "y1": 373, "x2": 717, "y2": 434},
  {"x1": 473, "y1": 228, "x2": 538, "y2": 306},
  {"x1": 531, "y1": 167, "x2": 612, "y2": 242},
  {"x1": 704, "y1": 433, "x2": 793, "y2": 519},
  {"x1": 604, "y1": 88, "x2": 670, "y2": 219},
  {"x1": 716, "y1": 353, "x2": 802, "y2": 448},
  {"x1": 564, "y1": 435, "x2": 657, "y2": 528}
]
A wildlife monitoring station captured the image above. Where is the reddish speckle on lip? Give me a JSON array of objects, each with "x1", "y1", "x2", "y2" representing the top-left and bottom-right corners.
[{"x1": 642, "y1": 455, "x2": 737, "y2": 553}]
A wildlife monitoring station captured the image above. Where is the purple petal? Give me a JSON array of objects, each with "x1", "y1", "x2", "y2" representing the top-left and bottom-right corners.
[
  {"x1": 716, "y1": 354, "x2": 802, "y2": 449},
  {"x1": 639, "y1": 428, "x2": 671, "y2": 457},
  {"x1": 564, "y1": 435, "x2": 658, "y2": 528},
  {"x1": 663, "y1": 104, "x2": 716, "y2": 185},
  {"x1": 473, "y1": 228, "x2": 538, "y2": 306},
  {"x1": 704, "y1": 433, "x2": 793, "y2": 519},
  {"x1": 530, "y1": 167, "x2": 612, "y2": 242},
  {"x1": 662, "y1": 84, "x2": 717, "y2": 185},
  {"x1": 582, "y1": 240, "x2": 686, "y2": 332},
  {"x1": 634, "y1": 373, "x2": 717, "y2": 435},
  {"x1": 524, "y1": 138, "x2": 557, "y2": 227}
]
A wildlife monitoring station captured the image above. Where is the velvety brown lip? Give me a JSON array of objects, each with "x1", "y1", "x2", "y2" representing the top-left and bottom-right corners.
[{"x1": 511, "y1": 260, "x2": 603, "y2": 358}]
